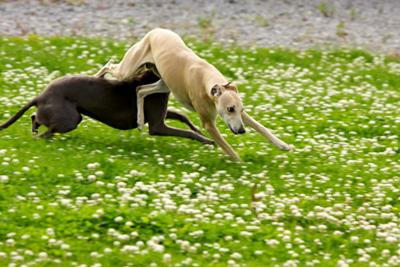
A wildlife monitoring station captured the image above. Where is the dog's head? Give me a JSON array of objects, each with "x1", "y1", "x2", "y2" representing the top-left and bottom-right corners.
[{"x1": 211, "y1": 82, "x2": 246, "y2": 135}]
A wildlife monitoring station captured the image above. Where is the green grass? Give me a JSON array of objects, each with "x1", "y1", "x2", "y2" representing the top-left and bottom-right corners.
[{"x1": 0, "y1": 36, "x2": 399, "y2": 266}]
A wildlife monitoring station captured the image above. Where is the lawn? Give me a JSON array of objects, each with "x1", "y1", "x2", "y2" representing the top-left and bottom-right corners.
[{"x1": 0, "y1": 36, "x2": 399, "y2": 266}]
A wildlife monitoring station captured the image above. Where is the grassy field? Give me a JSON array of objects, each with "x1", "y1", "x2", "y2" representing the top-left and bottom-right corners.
[{"x1": 0, "y1": 36, "x2": 399, "y2": 267}]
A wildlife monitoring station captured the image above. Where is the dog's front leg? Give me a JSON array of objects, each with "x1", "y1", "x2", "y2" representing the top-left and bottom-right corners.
[
  {"x1": 166, "y1": 110, "x2": 204, "y2": 135},
  {"x1": 136, "y1": 80, "x2": 170, "y2": 130},
  {"x1": 241, "y1": 111, "x2": 292, "y2": 151},
  {"x1": 203, "y1": 120, "x2": 241, "y2": 161}
]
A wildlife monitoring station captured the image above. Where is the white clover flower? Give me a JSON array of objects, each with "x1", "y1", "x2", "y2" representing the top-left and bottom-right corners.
[
  {"x1": 38, "y1": 252, "x2": 48, "y2": 259},
  {"x1": 21, "y1": 166, "x2": 30, "y2": 172},
  {"x1": 189, "y1": 230, "x2": 204, "y2": 238},
  {"x1": 239, "y1": 231, "x2": 253, "y2": 237},
  {"x1": 91, "y1": 233, "x2": 100, "y2": 239},
  {"x1": 150, "y1": 243, "x2": 164, "y2": 253},
  {"x1": 87, "y1": 163, "x2": 100, "y2": 170},
  {"x1": 46, "y1": 228, "x2": 55, "y2": 236},
  {"x1": 95, "y1": 171, "x2": 104, "y2": 177},
  {"x1": 230, "y1": 252, "x2": 242, "y2": 259},
  {"x1": 336, "y1": 260, "x2": 349, "y2": 267},
  {"x1": 87, "y1": 175, "x2": 97, "y2": 182},
  {"x1": 169, "y1": 233, "x2": 177, "y2": 240},
  {"x1": 333, "y1": 231, "x2": 343, "y2": 237},
  {"x1": 95, "y1": 181, "x2": 104, "y2": 187},
  {"x1": 21, "y1": 234, "x2": 30, "y2": 240},
  {"x1": 114, "y1": 216, "x2": 123, "y2": 223},
  {"x1": 90, "y1": 252, "x2": 102, "y2": 258},
  {"x1": 0, "y1": 175, "x2": 9, "y2": 183},
  {"x1": 6, "y1": 239, "x2": 15, "y2": 246},
  {"x1": 163, "y1": 253, "x2": 172, "y2": 263},
  {"x1": 385, "y1": 236, "x2": 397, "y2": 243},
  {"x1": 265, "y1": 239, "x2": 280, "y2": 246},
  {"x1": 61, "y1": 244, "x2": 70, "y2": 250},
  {"x1": 350, "y1": 236, "x2": 359, "y2": 243}
]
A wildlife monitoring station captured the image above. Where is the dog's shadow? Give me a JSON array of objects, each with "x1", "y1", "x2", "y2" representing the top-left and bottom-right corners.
[
  {"x1": 45, "y1": 127, "x2": 204, "y2": 158},
  {"x1": 33, "y1": 119, "x2": 278, "y2": 170}
]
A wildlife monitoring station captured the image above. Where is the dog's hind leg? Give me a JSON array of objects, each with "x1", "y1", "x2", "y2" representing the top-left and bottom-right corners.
[
  {"x1": 148, "y1": 122, "x2": 214, "y2": 145},
  {"x1": 95, "y1": 59, "x2": 116, "y2": 78},
  {"x1": 166, "y1": 110, "x2": 203, "y2": 134},
  {"x1": 96, "y1": 32, "x2": 154, "y2": 80},
  {"x1": 241, "y1": 111, "x2": 292, "y2": 151},
  {"x1": 36, "y1": 101, "x2": 82, "y2": 137},
  {"x1": 31, "y1": 114, "x2": 41, "y2": 135},
  {"x1": 52, "y1": 104, "x2": 82, "y2": 134},
  {"x1": 136, "y1": 80, "x2": 170, "y2": 130},
  {"x1": 38, "y1": 129, "x2": 54, "y2": 138}
]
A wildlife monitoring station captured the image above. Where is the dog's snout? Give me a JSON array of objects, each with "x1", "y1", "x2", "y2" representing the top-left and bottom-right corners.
[
  {"x1": 237, "y1": 127, "x2": 246, "y2": 134},
  {"x1": 230, "y1": 125, "x2": 246, "y2": 135}
]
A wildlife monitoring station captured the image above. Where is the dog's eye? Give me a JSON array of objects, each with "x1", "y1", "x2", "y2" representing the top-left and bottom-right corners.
[{"x1": 227, "y1": 106, "x2": 235, "y2": 113}]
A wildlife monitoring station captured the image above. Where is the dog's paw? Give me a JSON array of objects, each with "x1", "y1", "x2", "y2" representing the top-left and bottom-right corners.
[
  {"x1": 137, "y1": 119, "x2": 145, "y2": 131},
  {"x1": 104, "y1": 58, "x2": 114, "y2": 67},
  {"x1": 192, "y1": 127, "x2": 204, "y2": 135},
  {"x1": 202, "y1": 139, "x2": 215, "y2": 146},
  {"x1": 229, "y1": 154, "x2": 242, "y2": 162},
  {"x1": 280, "y1": 144, "x2": 293, "y2": 151}
]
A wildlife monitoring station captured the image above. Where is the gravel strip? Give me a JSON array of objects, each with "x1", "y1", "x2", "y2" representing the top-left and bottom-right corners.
[{"x1": 0, "y1": 0, "x2": 399, "y2": 53}]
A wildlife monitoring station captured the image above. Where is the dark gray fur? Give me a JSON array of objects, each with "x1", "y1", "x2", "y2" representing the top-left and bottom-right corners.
[{"x1": 0, "y1": 71, "x2": 213, "y2": 144}]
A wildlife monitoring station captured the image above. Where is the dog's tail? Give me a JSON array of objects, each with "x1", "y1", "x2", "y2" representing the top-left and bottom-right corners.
[{"x1": 0, "y1": 99, "x2": 37, "y2": 130}]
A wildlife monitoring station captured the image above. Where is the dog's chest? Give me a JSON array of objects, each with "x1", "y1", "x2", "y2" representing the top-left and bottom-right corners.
[{"x1": 174, "y1": 94, "x2": 195, "y2": 111}]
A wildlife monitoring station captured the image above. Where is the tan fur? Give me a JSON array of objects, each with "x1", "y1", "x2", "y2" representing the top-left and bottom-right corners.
[{"x1": 95, "y1": 28, "x2": 292, "y2": 161}]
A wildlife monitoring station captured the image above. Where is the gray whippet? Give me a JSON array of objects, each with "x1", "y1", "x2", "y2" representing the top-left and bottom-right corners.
[{"x1": 0, "y1": 70, "x2": 213, "y2": 145}]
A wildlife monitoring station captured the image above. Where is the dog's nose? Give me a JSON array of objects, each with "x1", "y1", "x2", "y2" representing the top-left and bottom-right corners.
[{"x1": 237, "y1": 127, "x2": 246, "y2": 134}]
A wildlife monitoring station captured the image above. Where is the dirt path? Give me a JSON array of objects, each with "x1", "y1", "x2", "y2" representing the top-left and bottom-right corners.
[{"x1": 0, "y1": 0, "x2": 399, "y2": 53}]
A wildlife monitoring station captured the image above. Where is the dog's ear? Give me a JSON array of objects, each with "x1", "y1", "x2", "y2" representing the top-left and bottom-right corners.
[
  {"x1": 224, "y1": 81, "x2": 232, "y2": 87},
  {"x1": 223, "y1": 81, "x2": 238, "y2": 92},
  {"x1": 211, "y1": 85, "x2": 222, "y2": 97}
]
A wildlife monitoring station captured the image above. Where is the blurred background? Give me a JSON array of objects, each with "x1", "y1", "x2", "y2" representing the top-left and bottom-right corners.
[{"x1": 0, "y1": 0, "x2": 399, "y2": 53}]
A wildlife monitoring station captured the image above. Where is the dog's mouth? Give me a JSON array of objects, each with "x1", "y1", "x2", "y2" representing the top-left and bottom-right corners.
[{"x1": 229, "y1": 125, "x2": 246, "y2": 135}]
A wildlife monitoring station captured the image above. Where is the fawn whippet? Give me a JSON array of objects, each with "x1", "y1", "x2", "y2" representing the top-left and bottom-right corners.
[{"x1": 95, "y1": 28, "x2": 292, "y2": 161}]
